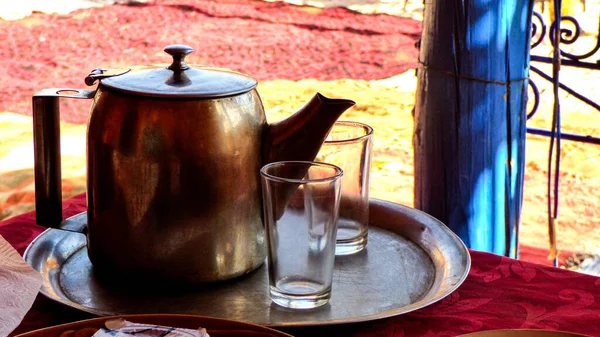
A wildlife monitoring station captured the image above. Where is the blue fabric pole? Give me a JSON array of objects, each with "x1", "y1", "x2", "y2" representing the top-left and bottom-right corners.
[{"x1": 414, "y1": 0, "x2": 535, "y2": 257}]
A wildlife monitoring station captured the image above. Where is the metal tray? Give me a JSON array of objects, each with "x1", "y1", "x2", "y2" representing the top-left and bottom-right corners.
[{"x1": 24, "y1": 199, "x2": 470, "y2": 327}]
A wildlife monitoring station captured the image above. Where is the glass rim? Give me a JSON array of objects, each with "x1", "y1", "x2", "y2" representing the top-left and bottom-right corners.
[
  {"x1": 324, "y1": 121, "x2": 374, "y2": 145},
  {"x1": 260, "y1": 161, "x2": 343, "y2": 184}
]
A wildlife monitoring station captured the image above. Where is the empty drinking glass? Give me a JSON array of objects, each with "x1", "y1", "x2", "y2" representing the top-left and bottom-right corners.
[
  {"x1": 317, "y1": 121, "x2": 373, "y2": 255},
  {"x1": 260, "y1": 161, "x2": 343, "y2": 309}
]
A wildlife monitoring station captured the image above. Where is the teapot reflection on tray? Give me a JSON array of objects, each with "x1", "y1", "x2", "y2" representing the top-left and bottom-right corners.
[{"x1": 32, "y1": 44, "x2": 355, "y2": 284}]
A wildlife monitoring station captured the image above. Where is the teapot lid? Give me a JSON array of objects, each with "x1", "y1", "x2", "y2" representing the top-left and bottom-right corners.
[{"x1": 87, "y1": 45, "x2": 258, "y2": 98}]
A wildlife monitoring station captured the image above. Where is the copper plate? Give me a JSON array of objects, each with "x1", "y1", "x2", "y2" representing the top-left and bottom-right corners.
[
  {"x1": 15, "y1": 314, "x2": 292, "y2": 337},
  {"x1": 24, "y1": 199, "x2": 470, "y2": 327}
]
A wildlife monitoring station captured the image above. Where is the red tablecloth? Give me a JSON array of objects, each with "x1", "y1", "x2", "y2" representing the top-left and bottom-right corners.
[{"x1": 4, "y1": 194, "x2": 600, "y2": 337}]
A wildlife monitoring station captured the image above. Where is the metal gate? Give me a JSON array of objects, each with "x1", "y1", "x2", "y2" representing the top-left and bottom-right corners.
[{"x1": 528, "y1": 0, "x2": 600, "y2": 267}]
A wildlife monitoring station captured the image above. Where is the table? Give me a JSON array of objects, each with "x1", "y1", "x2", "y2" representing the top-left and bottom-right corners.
[{"x1": 4, "y1": 194, "x2": 600, "y2": 337}]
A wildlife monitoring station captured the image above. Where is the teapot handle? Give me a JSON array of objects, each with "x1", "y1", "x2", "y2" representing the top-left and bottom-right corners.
[{"x1": 32, "y1": 88, "x2": 95, "y2": 229}]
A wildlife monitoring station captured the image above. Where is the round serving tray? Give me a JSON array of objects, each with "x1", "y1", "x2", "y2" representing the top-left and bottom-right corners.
[{"x1": 24, "y1": 199, "x2": 470, "y2": 327}]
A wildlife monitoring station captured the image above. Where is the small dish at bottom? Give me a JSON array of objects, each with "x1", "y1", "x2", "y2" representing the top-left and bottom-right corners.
[
  {"x1": 15, "y1": 314, "x2": 293, "y2": 337},
  {"x1": 459, "y1": 329, "x2": 592, "y2": 337}
]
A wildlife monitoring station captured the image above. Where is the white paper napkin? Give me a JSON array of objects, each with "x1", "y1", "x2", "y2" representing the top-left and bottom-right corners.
[
  {"x1": 0, "y1": 235, "x2": 42, "y2": 337},
  {"x1": 94, "y1": 319, "x2": 209, "y2": 337}
]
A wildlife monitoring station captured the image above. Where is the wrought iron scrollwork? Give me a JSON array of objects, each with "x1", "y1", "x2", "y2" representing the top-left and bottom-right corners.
[
  {"x1": 527, "y1": 78, "x2": 540, "y2": 120},
  {"x1": 531, "y1": 11, "x2": 600, "y2": 64},
  {"x1": 528, "y1": 9, "x2": 600, "y2": 145},
  {"x1": 531, "y1": 11, "x2": 547, "y2": 49},
  {"x1": 549, "y1": 15, "x2": 581, "y2": 46}
]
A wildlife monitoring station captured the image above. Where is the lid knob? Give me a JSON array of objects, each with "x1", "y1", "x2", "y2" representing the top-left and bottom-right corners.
[{"x1": 164, "y1": 45, "x2": 194, "y2": 71}]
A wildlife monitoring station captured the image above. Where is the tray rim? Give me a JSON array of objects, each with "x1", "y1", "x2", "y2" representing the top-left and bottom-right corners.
[{"x1": 24, "y1": 198, "x2": 471, "y2": 327}]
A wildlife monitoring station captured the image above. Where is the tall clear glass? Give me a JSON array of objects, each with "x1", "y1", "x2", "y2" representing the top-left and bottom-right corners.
[
  {"x1": 260, "y1": 161, "x2": 343, "y2": 309},
  {"x1": 317, "y1": 121, "x2": 373, "y2": 255}
]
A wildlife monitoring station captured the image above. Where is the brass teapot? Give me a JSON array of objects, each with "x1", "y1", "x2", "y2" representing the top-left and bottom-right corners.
[{"x1": 32, "y1": 45, "x2": 355, "y2": 284}]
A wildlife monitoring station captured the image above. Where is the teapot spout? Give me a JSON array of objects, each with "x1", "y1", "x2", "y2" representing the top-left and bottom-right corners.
[{"x1": 263, "y1": 93, "x2": 356, "y2": 164}]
